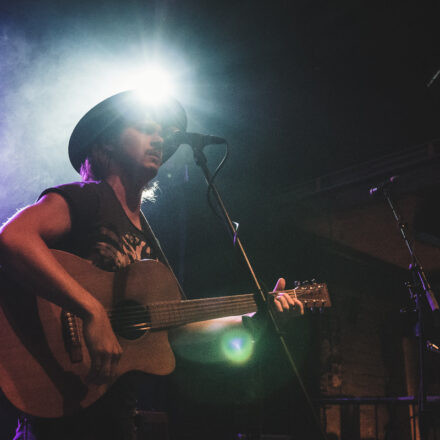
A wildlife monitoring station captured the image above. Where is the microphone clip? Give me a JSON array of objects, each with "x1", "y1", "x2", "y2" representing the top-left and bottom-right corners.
[{"x1": 369, "y1": 175, "x2": 399, "y2": 197}]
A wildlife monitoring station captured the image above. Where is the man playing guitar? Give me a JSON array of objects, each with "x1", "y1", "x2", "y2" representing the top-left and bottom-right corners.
[{"x1": 0, "y1": 91, "x2": 303, "y2": 439}]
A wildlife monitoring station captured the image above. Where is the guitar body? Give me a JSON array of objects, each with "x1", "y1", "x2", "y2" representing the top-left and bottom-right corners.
[
  {"x1": 0, "y1": 249, "x2": 331, "y2": 418},
  {"x1": 0, "y1": 250, "x2": 181, "y2": 418}
]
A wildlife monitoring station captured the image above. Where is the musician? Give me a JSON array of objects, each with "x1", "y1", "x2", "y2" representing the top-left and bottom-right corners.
[{"x1": 0, "y1": 90, "x2": 303, "y2": 440}]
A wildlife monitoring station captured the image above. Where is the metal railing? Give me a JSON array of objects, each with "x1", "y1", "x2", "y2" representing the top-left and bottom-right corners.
[{"x1": 316, "y1": 396, "x2": 440, "y2": 440}]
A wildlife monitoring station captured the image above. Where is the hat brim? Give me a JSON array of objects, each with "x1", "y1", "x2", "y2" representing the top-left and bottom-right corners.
[{"x1": 68, "y1": 90, "x2": 187, "y2": 173}]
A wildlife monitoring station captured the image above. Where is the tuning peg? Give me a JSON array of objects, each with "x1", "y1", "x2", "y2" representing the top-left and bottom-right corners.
[{"x1": 294, "y1": 281, "x2": 301, "y2": 288}]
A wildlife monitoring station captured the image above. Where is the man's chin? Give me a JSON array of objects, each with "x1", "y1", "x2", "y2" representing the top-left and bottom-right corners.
[
  {"x1": 126, "y1": 164, "x2": 159, "y2": 185},
  {"x1": 142, "y1": 165, "x2": 159, "y2": 181}
]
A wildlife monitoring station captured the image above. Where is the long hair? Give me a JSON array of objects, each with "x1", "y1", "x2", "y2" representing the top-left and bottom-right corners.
[{"x1": 79, "y1": 127, "x2": 158, "y2": 202}]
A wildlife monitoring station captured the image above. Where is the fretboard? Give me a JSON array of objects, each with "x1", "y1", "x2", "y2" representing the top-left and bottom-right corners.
[
  {"x1": 147, "y1": 284, "x2": 329, "y2": 329},
  {"x1": 148, "y1": 293, "x2": 259, "y2": 329},
  {"x1": 108, "y1": 284, "x2": 330, "y2": 333}
]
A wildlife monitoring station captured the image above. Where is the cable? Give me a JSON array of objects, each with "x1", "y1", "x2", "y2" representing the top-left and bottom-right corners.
[{"x1": 206, "y1": 142, "x2": 230, "y2": 221}]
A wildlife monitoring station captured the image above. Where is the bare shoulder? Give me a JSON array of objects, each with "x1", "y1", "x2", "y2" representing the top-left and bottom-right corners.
[{"x1": 1, "y1": 192, "x2": 72, "y2": 244}]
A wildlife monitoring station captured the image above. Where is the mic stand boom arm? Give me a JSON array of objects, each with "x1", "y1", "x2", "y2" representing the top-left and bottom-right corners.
[
  {"x1": 191, "y1": 142, "x2": 328, "y2": 440},
  {"x1": 382, "y1": 187, "x2": 439, "y2": 312}
]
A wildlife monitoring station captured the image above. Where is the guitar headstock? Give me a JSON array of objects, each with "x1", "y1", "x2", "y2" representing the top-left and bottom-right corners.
[{"x1": 284, "y1": 281, "x2": 331, "y2": 312}]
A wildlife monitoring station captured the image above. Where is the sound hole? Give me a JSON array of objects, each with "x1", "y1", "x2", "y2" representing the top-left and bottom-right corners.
[{"x1": 111, "y1": 300, "x2": 150, "y2": 340}]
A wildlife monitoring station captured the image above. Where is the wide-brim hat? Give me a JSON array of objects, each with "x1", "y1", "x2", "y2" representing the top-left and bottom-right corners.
[{"x1": 68, "y1": 90, "x2": 187, "y2": 172}]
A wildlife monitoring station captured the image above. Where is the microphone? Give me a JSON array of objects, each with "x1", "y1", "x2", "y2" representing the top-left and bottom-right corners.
[
  {"x1": 369, "y1": 176, "x2": 399, "y2": 196},
  {"x1": 162, "y1": 130, "x2": 226, "y2": 162}
]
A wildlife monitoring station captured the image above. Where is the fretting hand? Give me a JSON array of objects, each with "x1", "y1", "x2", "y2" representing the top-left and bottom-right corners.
[{"x1": 272, "y1": 277, "x2": 304, "y2": 315}]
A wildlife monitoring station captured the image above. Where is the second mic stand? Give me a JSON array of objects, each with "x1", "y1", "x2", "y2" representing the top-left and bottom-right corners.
[
  {"x1": 191, "y1": 143, "x2": 328, "y2": 440},
  {"x1": 382, "y1": 186, "x2": 439, "y2": 440}
]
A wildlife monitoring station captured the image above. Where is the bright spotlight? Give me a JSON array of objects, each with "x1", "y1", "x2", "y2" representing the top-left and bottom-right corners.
[
  {"x1": 134, "y1": 67, "x2": 174, "y2": 104},
  {"x1": 221, "y1": 328, "x2": 254, "y2": 364}
]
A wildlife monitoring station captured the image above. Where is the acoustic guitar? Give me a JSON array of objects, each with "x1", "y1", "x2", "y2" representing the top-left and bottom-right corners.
[{"x1": 0, "y1": 250, "x2": 331, "y2": 418}]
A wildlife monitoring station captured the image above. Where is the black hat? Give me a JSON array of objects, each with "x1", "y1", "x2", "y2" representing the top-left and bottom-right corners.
[{"x1": 68, "y1": 90, "x2": 187, "y2": 172}]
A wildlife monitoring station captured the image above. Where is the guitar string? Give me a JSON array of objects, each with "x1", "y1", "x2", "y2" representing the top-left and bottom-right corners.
[
  {"x1": 110, "y1": 303, "x2": 328, "y2": 330},
  {"x1": 105, "y1": 287, "x2": 323, "y2": 315},
  {"x1": 109, "y1": 297, "x2": 258, "y2": 326},
  {"x1": 107, "y1": 292, "x2": 257, "y2": 311},
  {"x1": 109, "y1": 299, "x2": 327, "y2": 333},
  {"x1": 108, "y1": 287, "x2": 321, "y2": 313},
  {"x1": 109, "y1": 295, "x2": 255, "y2": 312},
  {"x1": 106, "y1": 289, "x2": 321, "y2": 317},
  {"x1": 107, "y1": 292, "x2": 309, "y2": 322},
  {"x1": 107, "y1": 291, "x2": 325, "y2": 325},
  {"x1": 110, "y1": 300, "x2": 253, "y2": 321},
  {"x1": 111, "y1": 307, "x2": 251, "y2": 331},
  {"x1": 109, "y1": 299, "x2": 329, "y2": 333},
  {"x1": 109, "y1": 305, "x2": 254, "y2": 324},
  {"x1": 105, "y1": 290, "x2": 297, "y2": 314},
  {"x1": 107, "y1": 294, "x2": 259, "y2": 317},
  {"x1": 111, "y1": 302, "x2": 257, "y2": 329},
  {"x1": 109, "y1": 296, "x2": 328, "y2": 331}
]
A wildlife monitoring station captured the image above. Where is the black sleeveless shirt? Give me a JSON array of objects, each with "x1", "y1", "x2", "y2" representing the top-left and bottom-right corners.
[{"x1": 40, "y1": 180, "x2": 159, "y2": 271}]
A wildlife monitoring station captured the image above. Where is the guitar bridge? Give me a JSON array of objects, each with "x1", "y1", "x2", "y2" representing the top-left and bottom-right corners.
[{"x1": 61, "y1": 310, "x2": 83, "y2": 363}]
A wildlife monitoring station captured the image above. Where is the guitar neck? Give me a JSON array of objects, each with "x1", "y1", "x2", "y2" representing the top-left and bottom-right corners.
[
  {"x1": 148, "y1": 285, "x2": 330, "y2": 329},
  {"x1": 149, "y1": 294, "x2": 258, "y2": 329}
]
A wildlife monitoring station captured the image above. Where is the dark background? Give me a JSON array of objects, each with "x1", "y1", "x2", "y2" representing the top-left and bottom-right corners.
[{"x1": 1, "y1": 0, "x2": 439, "y2": 438}]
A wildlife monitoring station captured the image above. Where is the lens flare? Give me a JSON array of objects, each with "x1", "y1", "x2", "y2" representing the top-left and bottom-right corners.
[{"x1": 220, "y1": 328, "x2": 254, "y2": 364}]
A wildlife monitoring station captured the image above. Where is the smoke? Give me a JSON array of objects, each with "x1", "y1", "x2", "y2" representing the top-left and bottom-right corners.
[
  {"x1": 0, "y1": 12, "x2": 186, "y2": 223},
  {"x1": 0, "y1": 1, "x2": 222, "y2": 226},
  {"x1": 0, "y1": 24, "x2": 95, "y2": 220}
]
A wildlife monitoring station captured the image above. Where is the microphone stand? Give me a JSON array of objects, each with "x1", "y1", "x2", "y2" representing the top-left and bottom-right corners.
[
  {"x1": 190, "y1": 141, "x2": 328, "y2": 440},
  {"x1": 380, "y1": 186, "x2": 439, "y2": 440}
]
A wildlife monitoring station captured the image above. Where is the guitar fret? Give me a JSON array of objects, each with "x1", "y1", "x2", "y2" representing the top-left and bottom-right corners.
[
  {"x1": 108, "y1": 286, "x2": 330, "y2": 330},
  {"x1": 149, "y1": 295, "x2": 257, "y2": 329}
]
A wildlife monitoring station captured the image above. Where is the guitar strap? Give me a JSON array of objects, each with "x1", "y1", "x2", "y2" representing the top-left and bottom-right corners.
[{"x1": 139, "y1": 210, "x2": 187, "y2": 299}]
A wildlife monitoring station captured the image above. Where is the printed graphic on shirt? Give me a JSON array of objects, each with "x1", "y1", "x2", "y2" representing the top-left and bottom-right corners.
[{"x1": 89, "y1": 226, "x2": 153, "y2": 271}]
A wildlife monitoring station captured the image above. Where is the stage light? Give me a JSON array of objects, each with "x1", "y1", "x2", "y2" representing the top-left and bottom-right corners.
[
  {"x1": 220, "y1": 328, "x2": 254, "y2": 364},
  {"x1": 132, "y1": 66, "x2": 175, "y2": 104}
]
